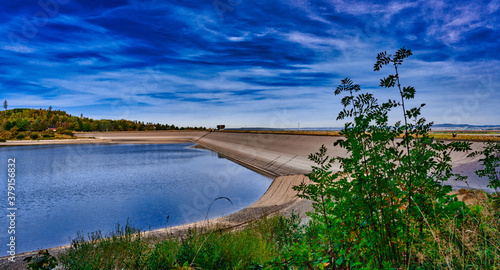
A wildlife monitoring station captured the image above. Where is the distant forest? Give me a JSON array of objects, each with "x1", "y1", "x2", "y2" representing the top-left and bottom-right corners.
[{"x1": 0, "y1": 108, "x2": 206, "y2": 140}]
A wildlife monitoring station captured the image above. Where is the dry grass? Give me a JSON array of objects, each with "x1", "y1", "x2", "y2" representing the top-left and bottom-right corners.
[
  {"x1": 430, "y1": 132, "x2": 500, "y2": 142},
  {"x1": 455, "y1": 189, "x2": 489, "y2": 205},
  {"x1": 221, "y1": 129, "x2": 341, "y2": 136},
  {"x1": 415, "y1": 189, "x2": 500, "y2": 268}
]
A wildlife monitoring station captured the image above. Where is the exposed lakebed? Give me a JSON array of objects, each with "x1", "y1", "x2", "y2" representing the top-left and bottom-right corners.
[{"x1": 0, "y1": 143, "x2": 271, "y2": 254}]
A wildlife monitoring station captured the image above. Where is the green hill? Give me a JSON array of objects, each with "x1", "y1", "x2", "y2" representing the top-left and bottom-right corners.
[{"x1": 0, "y1": 108, "x2": 205, "y2": 141}]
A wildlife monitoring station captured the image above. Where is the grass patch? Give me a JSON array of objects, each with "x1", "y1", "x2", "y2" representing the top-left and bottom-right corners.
[
  {"x1": 53, "y1": 198, "x2": 500, "y2": 269},
  {"x1": 59, "y1": 221, "x2": 148, "y2": 269},
  {"x1": 415, "y1": 192, "x2": 500, "y2": 268},
  {"x1": 58, "y1": 214, "x2": 302, "y2": 270}
]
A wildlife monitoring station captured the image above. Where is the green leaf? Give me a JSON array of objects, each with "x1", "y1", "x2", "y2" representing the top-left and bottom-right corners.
[
  {"x1": 380, "y1": 75, "x2": 396, "y2": 88},
  {"x1": 374, "y1": 51, "x2": 391, "y2": 71},
  {"x1": 402, "y1": 86, "x2": 416, "y2": 99}
]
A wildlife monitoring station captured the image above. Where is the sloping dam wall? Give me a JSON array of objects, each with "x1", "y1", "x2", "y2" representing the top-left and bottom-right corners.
[{"x1": 77, "y1": 131, "x2": 488, "y2": 191}]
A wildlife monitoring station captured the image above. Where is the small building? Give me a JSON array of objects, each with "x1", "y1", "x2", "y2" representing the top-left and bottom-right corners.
[
  {"x1": 47, "y1": 125, "x2": 57, "y2": 132},
  {"x1": 216, "y1": 125, "x2": 225, "y2": 131}
]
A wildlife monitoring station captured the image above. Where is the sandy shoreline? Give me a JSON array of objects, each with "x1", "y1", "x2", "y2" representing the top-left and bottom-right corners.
[
  {"x1": 0, "y1": 138, "x2": 111, "y2": 146},
  {"x1": 0, "y1": 131, "x2": 490, "y2": 269}
]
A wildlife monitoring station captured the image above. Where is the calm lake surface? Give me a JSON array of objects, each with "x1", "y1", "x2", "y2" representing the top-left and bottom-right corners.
[{"x1": 0, "y1": 143, "x2": 271, "y2": 254}]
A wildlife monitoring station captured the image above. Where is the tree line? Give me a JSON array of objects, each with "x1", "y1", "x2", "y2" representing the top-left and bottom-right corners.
[{"x1": 0, "y1": 107, "x2": 206, "y2": 140}]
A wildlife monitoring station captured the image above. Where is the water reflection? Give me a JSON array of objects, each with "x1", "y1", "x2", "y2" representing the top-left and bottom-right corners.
[{"x1": 0, "y1": 143, "x2": 271, "y2": 253}]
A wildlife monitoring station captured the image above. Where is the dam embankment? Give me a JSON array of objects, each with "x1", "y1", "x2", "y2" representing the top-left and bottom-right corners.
[
  {"x1": 76, "y1": 130, "x2": 345, "y2": 177},
  {"x1": 76, "y1": 131, "x2": 486, "y2": 189},
  {"x1": 1, "y1": 130, "x2": 489, "y2": 189}
]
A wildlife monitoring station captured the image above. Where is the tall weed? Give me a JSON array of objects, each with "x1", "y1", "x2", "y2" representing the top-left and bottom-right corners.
[{"x1": 290, "y1": 48, "x2": 486, "y2": 268}]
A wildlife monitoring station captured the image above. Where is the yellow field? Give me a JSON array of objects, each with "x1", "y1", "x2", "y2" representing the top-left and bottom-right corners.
[
  {"x1": 221, "y1": 129, "x2": 341, "y2": 136},
  {"x1": 430, "y1": 133, "x2": 500, "y2": 141},
  {"x1": 222, "y1": 129, "x2": 500, "y2": 141}
]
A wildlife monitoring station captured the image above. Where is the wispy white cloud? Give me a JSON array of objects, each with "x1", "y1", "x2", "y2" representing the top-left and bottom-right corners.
[
  {"x1": 286, "y1": 31, "x2": 351, "y2": 50},
  {"x1": 2, "y1": 45, "x2": 35, "y2": 53},
  {"x1": 421, "y1": 1, "x2": 497, "y2": 45}
]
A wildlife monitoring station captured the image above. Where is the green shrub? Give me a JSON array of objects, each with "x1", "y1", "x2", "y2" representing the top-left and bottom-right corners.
[
  {"x1": 289, "y1": 48, "x2": 472, "y2": 268},
  {"x1": 9, "y1": 126, "x2": 18, "y2": 135},
  {"x1": 65, "y1": 130, "x2": 74, "y2": 137},
  {"x1": 16, "y1": 133, "x2": 25, "y2": 140},
  {"x1": 42, "y1": 134, "x2": 52, "y2": 138},
  {"x1": 469, "y1": 141, "x2": 500, "y2": 195},
  {"x1": 0, "y1": 138, "x2": 5, "y2": 142},
  {"x1": 24, "y1": 250, "x2": 58, "y2": 270},
  {"x1": 30, "y1": 133, "x2": 40, "y2": 140}
]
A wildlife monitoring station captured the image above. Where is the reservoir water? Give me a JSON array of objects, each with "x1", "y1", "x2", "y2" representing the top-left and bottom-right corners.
[{"x1": 0, "y1": 143, "x2": 272, "y2": 254}]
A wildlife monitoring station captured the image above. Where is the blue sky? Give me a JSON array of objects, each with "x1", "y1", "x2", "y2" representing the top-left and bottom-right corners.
[{"x1": 1, "y1": 0, "x2": 499, "y2": 128}]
